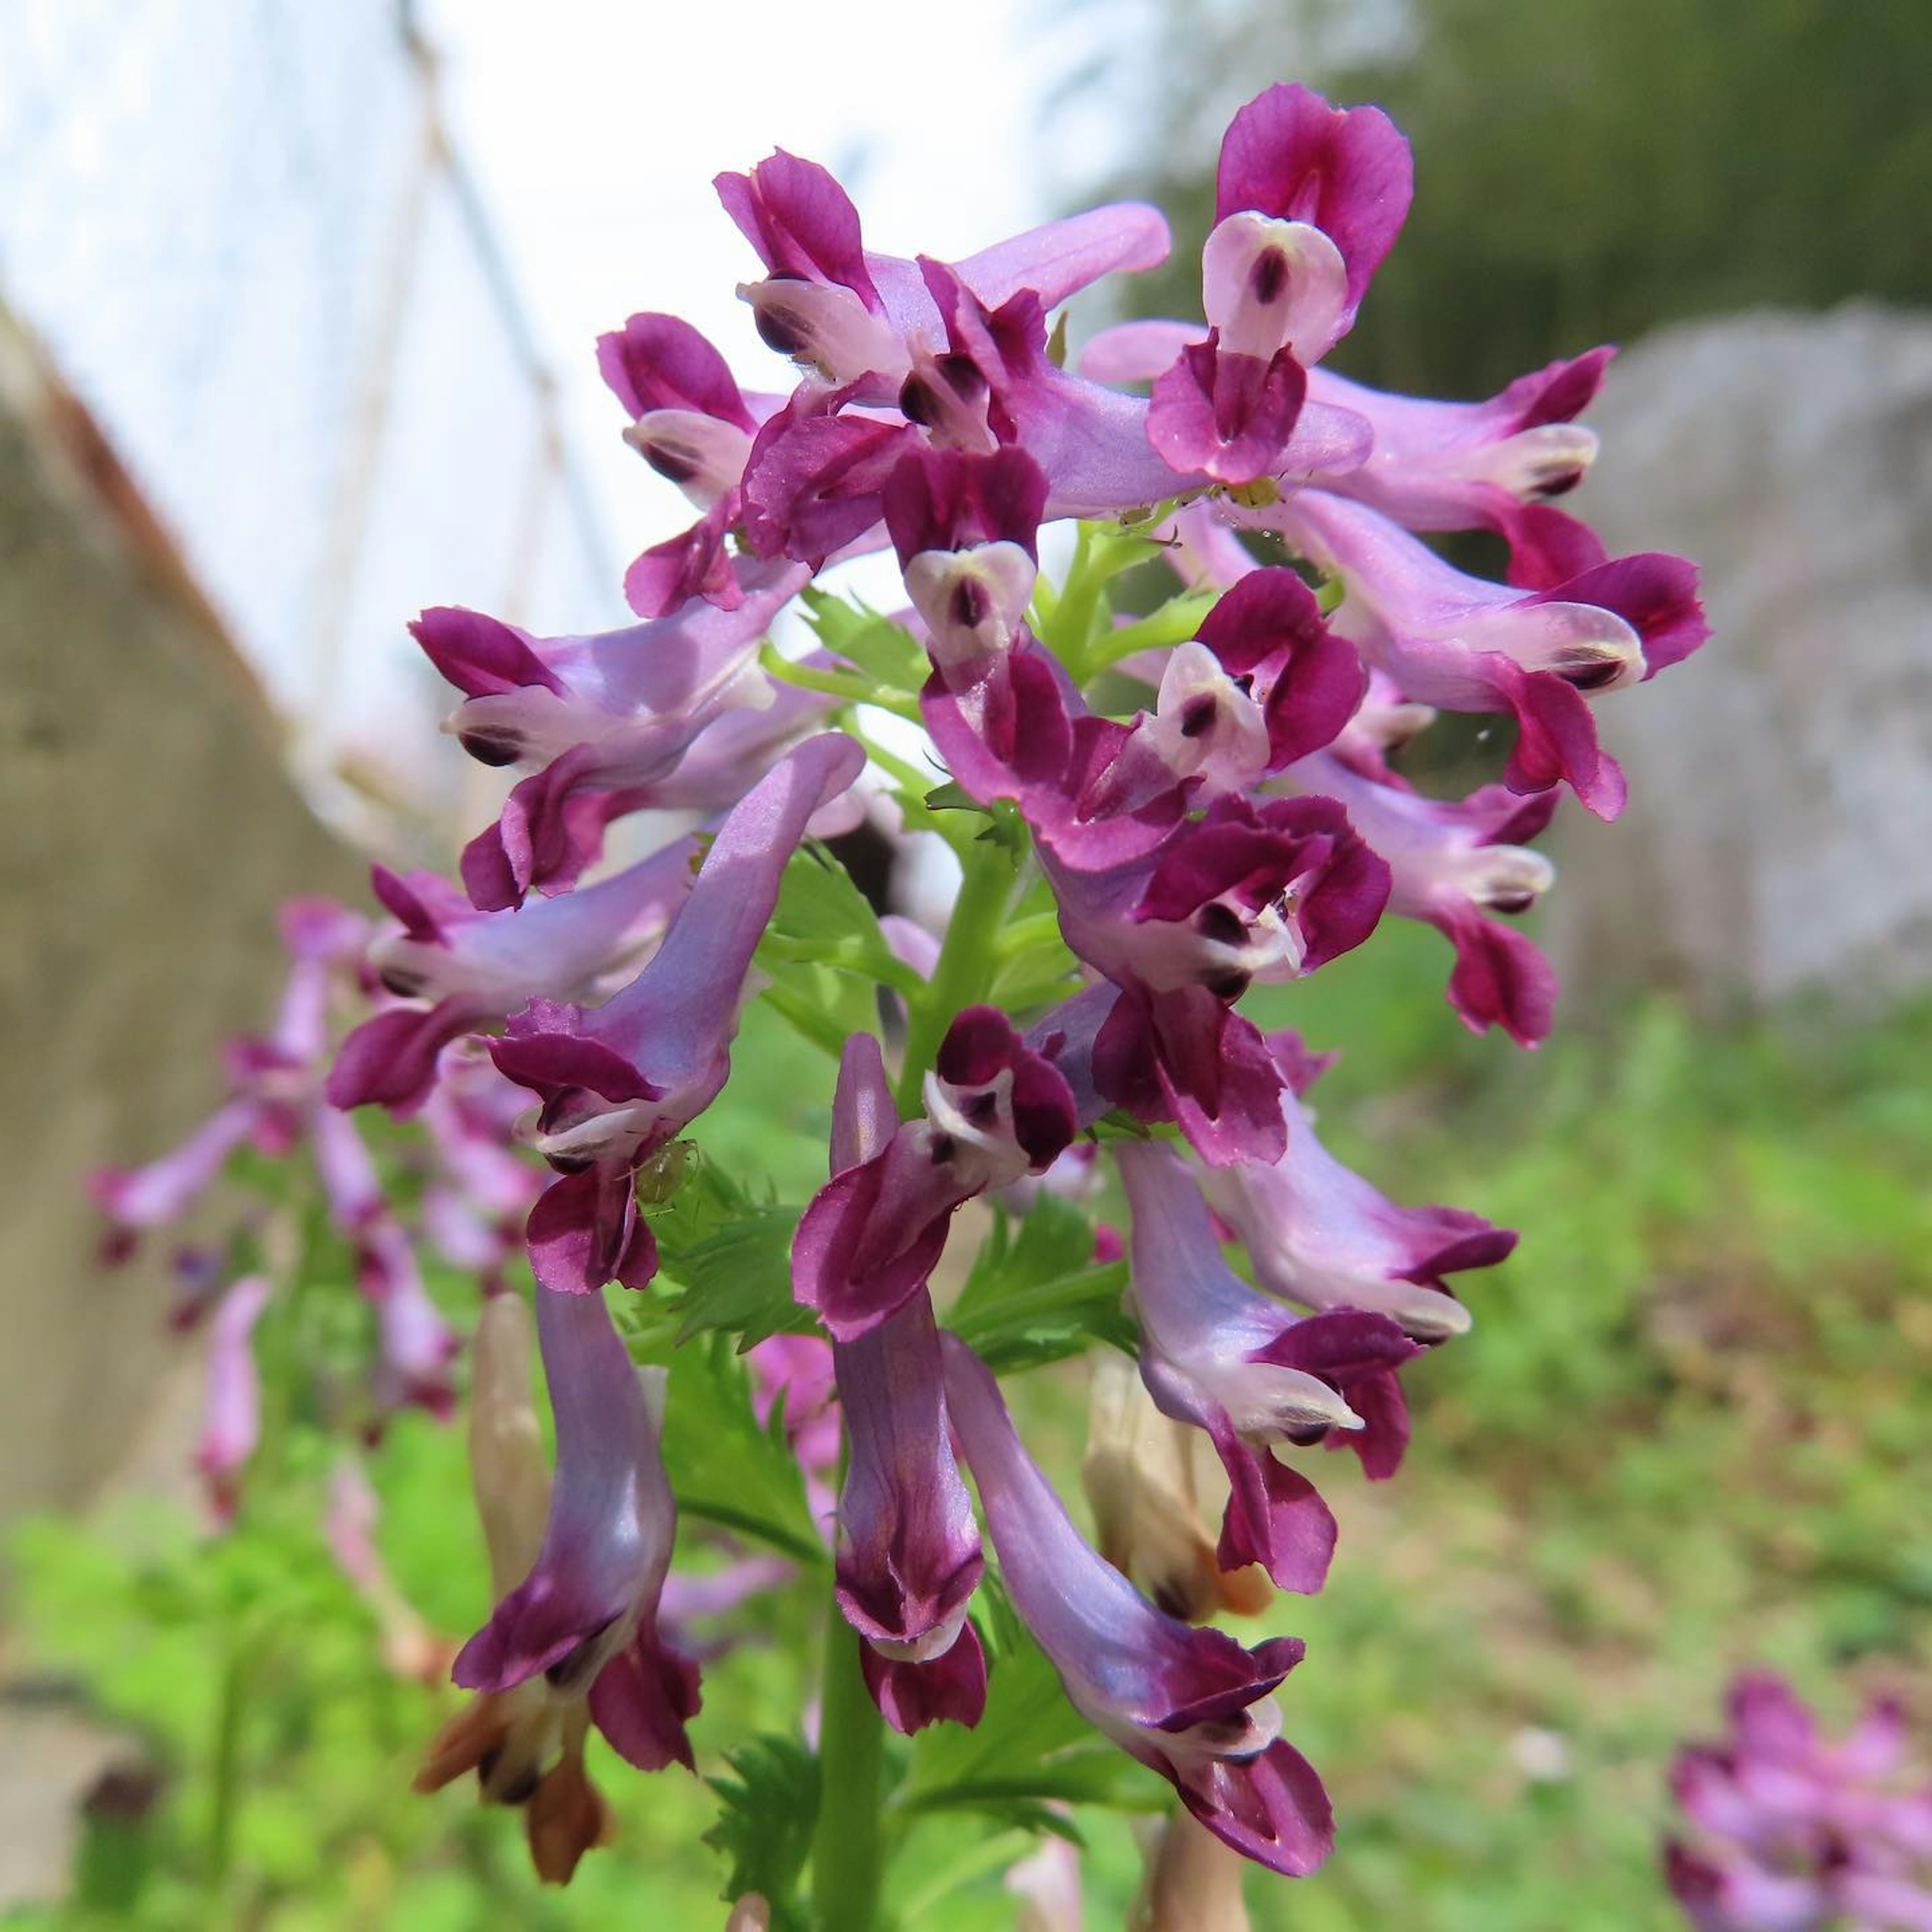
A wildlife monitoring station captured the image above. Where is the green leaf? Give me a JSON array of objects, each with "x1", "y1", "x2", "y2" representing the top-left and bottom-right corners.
[
  {"x1": 658, "y1": 1335, "x2": 826, "y2": 1563},
  {"x1": 800, "y1": 584, "x2": 929, "y2": 693},
  {"x1": 702, "y1": 1733, "x2": 821, "y2": 1929},
  {"x1": 946, "y1": 1199, "x2": 1137, "y2": 1372},
  {"x1": 662, "y1": 1205, "x2": 813, "y2": 1350}
]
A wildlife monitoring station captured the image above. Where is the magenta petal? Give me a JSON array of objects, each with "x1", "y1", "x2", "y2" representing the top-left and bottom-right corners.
[
  {"x1": 1148, "y1": 336, "x2": 1309, "y2": 485},
  {"x1": 1211, "y1": 1419, "x2": 1338, "y2": 1595},
  {"x1": 1178, "y1": 1736, "x2": 1335, "y2": 1878},
  {"x1": 715, "y1": 149, "x2": 881, "y2": 310},
  {"x1": 587, "y1": 1623, "x2": 702, "y2": 1771},
  {"x1": 596, "y1": 311, "x2": 756, "y2": 430},
  {"x1": 1215, "y1": 83, "x2": 1413, "y2": 313},
  {"x1": 1495, "y1": 661, "x2": 1628, "y2": 819},
  {"x1": 453, "y1": 1288, "x2": 679, "y2": 1693},
  {"x1": 525, "y1": 1166, "x2": 658, "y2": 1297},
  {"x1": 833, "y1": 1293, "x2": 983, "y2": 1657},
  {"x1": 791, "y1": 1148, "x2": 963, "y2": 1341},
  {"x1": 411, "y1": 606, "x2": 566, "y2": 700},
  {"x1": 861, "y1": 1620, "x2": 989, "y2": 1735}
]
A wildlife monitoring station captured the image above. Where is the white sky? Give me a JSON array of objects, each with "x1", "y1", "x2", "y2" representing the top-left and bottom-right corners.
[{"x1": 421, "y1": 0, "x2": 1125, "y2": 557}]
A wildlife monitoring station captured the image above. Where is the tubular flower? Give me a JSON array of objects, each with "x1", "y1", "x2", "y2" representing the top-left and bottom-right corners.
[
  {"x1": 452, "y1": 1286, "x2": 701, "y2": 1781},
  {"x1": 942, "y1": 1334, "x2": 1335, "y2": 1876},
  {"x1": 1144, "y1": 83, "x2": 1408, "y2": 483},
  {"x1": 193, "y1": 1274, "x2": 273, "y2": 1525},
  {"x1": 1117, "y1": 1141, "x2": 1419, "y2": 1592},
  {"x1": 327, "y1": 836, "x2": 700, "y2": 1115},
  {"x1": 1200, "y1": 1034, "x2": 1514, "y2": 1343},
  {"x1": 412, "y1": 569, "x2": 805, "y2": 908},
  {"x1": 490, "y1": 732, "x2": 864, "y2": 1294},
  {"x1": 1279, "y1": 751, "x2": 1560, "y2": 1045},
  {"x1": 822, "y1": 1037, "x2": 987, "y2": 1732},
  {"x1": 1259, "y1": 488, "x2": 1705, "y2": 819},
  {"x1": 792, "y1": 1006, "x2": 1077, "y2": 1339},
  {"x1": 416, "y1": 1295, "x2": 615, "y2": 1885}
]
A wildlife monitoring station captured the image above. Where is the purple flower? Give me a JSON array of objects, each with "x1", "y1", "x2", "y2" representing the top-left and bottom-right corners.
[
  {"x1": 1199, "y1": 1037, "x2": 1515, "y2": 1342},
  {"x1": 1667, "y1": 1673, "x2": 1932, "y2": 1931},
  {"x1": 418, "y1": 1294, "x2": 613, "y2": 1883},
  {"x1": 792, "y1": 1008, "x2": 1077, "y2": 1340},
  {"x1": 821, "y1": 1037, "x2": 987, "y2": 1733},
  {"x1": 193, "y1": 1274, "x2": 273, "y2": 1524},
  {"x1": 717, "y1": 147, "x2": 1170, "y2": 400},
  {"x1": 326, "y1": 836, "x2": 700, "y2": 1115},
  {"x1": 1117, "y1": 1142, "x2": 1420, "y2": 1591},
  {"x1": 1282, "y1": 750, "x2": 1560, "y2": 1045},
  {"x1": 357, "y1": 1220, "x2": 461, "y2": 1420},
  {"x1": 1045, "y1": 794, "x2": 1388, "y2": 1165},
  {"x1": 1306, "y1": 350, "x2": 1615, "y2": 586},
  {"x1": 411, "y1": 565, "x2": 806, "y2": 908},
  {"x1": 1259, "y1": 489, "x2": 1706, "y2": 819},
  {"x1": 1144, "y1": 85, "x2": 1410, "y2": 483},
  {"x1": 90, "y1": 1098, "x2": 262, "y2": 1254},
  {"x1": 882, "y1": 446, "x2": 1048, "y2": 686},
  {"x1": 453, "y1": 1285, "x2": 701, "y2": 1776},
  {"x1": 490, "y1": 732, "x2": 864, "y2": 1295},
  {"x1": 941, "y1": 1333, "x2": 1335, "y2": 1876},
  {"x1": 596, "y1": 311, "x2": 773, "y2": 618}
]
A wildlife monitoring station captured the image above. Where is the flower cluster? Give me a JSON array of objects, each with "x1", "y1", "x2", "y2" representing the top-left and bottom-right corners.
[
  {"x1": 102, "y1": 78, "x2": 1704, "y2": 1919},
  {"x1": 1666, "y1": 1674, "x2": 1932, "y2": 1931},
  {"x1": 88, "y1": 899, "x2": 539, "y2": 1517}
]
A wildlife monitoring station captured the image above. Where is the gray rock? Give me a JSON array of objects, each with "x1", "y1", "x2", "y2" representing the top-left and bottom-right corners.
[{"x1": 1545, "y1": 302, "x2": 1932, "y2": 1012}]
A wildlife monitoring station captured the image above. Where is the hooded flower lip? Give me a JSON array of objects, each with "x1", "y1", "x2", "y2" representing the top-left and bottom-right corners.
[
  {"x1": 1214, "y1": 84, "x2": 1413, "y2": 320},
  {"x1": 883, "y1": 446, "x2": 1048, "y2": 684},
  {"x1": 1142, "y1": 84, "x2": 1411, "y2": 485},
  {"x1": 1117, "y1": 1141, "x2": 1421, "y2": 1591},
  {"x1": 792, "y1": 1007, "x2": 1078, "y2": 1342},
  {"x1": 1199, "y1": 1037, "x2": 1514, "y2": 1342},
  {"x1": 325, "y1": 836, "x2": 700, "y2": 1116},
  {"x1": 941, "y1": 1333, "x2": 1335, "y2": 1877},
  {"x1": 411, "y1": 563, "x2": 803, "y2": 908},
  {"x1": 716, "y1": 145, "x2": 1170, "y2": 398},
  {"x1": 489, "y1": 731, "x2": 865, "y2": 1295},
  {"x1": 453, "y1": 1285, "x2": 700, "y2": 1775},
  {"x1": 1282, "y1": 751, "x2": 1559, "y2": 1046},
  {"x1": 597, "y1": 310, "x2": 763, "y2": 508},
  {"x1": 1084, "y1": 567, "x2": 1367, "y2": 819},
  {"x1": 820, "y1": 1038, "x2": 987, "y2": 1729}
]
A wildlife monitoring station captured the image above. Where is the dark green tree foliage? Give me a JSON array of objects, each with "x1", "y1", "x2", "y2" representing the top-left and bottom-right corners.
[{"x1": 1099, "y1": 0, "x2": 1932, "y2": 397}]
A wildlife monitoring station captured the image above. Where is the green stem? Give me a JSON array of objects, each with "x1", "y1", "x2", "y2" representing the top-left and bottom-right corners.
[
  {"x1": 895, "y1": 836, "x2": 1015, "y2": 1115},
  {"x1": 206, "y1": 1636, "x2": 255, "y2": 1893},
  {"x1": 760, "y1": 644, "x2": 920, "y2": 722},
  {"x1": 1082, "y1": 590, "x2": 1222, "y2": 675},
  {"x1": 810, "y1": 1617, "x2": 887, "y2": 1932}
]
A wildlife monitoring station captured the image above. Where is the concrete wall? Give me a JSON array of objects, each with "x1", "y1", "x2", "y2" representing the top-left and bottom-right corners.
[
  {"x1": 1546, "y1": 303, "x2": 1932, "y2": 1014},
  {"x1": 0, "y1": 315, "x2": 362, "y2": 1523}
]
